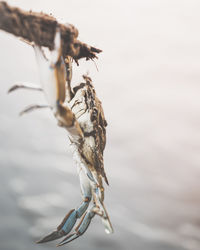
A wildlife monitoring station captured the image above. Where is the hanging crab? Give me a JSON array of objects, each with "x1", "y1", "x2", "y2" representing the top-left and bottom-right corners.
[{"x1": 8, "y1": 29, "x2": 113, "y2": 246}]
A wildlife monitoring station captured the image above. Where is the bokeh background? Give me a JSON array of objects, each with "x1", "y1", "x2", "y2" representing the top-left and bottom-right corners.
[{"x1": 1, "y1": 0, "x2": 200, "y2": 249}]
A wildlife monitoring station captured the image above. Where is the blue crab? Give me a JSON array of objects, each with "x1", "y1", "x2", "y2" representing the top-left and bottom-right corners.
[{"x1": 8, "y1": 30, "x2": 113, "y2": 246}]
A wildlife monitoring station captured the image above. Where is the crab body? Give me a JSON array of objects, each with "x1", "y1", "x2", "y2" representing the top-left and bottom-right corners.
[
  {"x1": 8, "y1": 30, "x2": 113, "y2": 246},
  {"x1": 69, "y1": 80, "x2": 108, "y2": 186}
]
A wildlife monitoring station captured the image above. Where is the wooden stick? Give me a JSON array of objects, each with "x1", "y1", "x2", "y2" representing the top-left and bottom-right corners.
[{"x1": 0, "y1": 1, "x2": 102, "y2": 60}]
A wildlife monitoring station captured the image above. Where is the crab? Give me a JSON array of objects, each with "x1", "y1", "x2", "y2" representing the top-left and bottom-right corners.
[{"x1": 8, "y1": 30, "x2": 113, "y2": 246}]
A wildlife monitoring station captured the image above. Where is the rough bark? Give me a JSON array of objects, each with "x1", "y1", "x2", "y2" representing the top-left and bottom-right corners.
[{"x1": 0, "y1": 1, "x2": 102, "y2": 61}]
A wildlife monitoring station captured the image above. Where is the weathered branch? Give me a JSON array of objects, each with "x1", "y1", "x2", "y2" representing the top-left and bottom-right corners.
[{"x1": 0, "y1": 1, "x2": 102, "y2": 61}]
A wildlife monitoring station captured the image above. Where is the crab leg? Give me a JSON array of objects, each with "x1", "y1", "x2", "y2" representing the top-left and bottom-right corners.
[
  {"x1": 19, "y1": 104, "x2": 52, "y2": 116},
  {"x1": 37, "y1": 165, "x2": 92, "y2": 244},
  {"x1": 99, "y1": 201, "x2": 114, "y2": 234},
  {"x1": 64, "y1": 56, "x2": 74, "y2": 102},
  {"x1": 8, "y1": 83, "x2": 42, "y2": 93},
  {"x1": 34, "y1": 29, "x2": 83, "y2": 142},
  {"x1": 90, "y1": 176, "x2": 114, "y2": 234}
]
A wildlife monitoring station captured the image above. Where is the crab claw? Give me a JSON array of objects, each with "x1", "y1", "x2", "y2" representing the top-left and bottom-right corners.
[
  {"x1": 57, "y1": 210, "x2": 95, "y2": 246},
  {"x1": 37, "y1": 196, "x2": 91, "y2": 244},
  {"x1": 57, "y1": 233, "x2": 79, "y2": 246},
  {"x1": 36, "y1": 230, "x2": 65, "y2": 243},
  {"x1": 36, "y1": 209, "x2": 78, "y2": 243}
]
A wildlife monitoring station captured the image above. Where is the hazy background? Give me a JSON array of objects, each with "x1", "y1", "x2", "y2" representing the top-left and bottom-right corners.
[{"x1": 1, "y1": 0, "x2": 200, "y2": 249}]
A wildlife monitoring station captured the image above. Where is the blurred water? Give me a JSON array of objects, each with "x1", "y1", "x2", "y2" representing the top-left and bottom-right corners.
[{"x1": 1, "y1": 0, "x2": 200, "y2": 250}]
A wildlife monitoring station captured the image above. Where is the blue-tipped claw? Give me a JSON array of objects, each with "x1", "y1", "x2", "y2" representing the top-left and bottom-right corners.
[
  {"x1": 56, "y1": 233, "x2": 79, "y2": 246},
  {"x1": 36, "y1": 230, "x2": 65, "y2": 243},
  {"x1": 36, "y1": 209, "x2": 77, "y2": 243},
  {"x1": 36, "y1": 199, "x2": 91, "y2": 244},
  {"x1": 57, "y1": 210, "x2": 95, "y2": 246}
]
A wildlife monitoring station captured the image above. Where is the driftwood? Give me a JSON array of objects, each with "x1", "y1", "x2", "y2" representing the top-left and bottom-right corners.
[{"x1": 0, "y1": 1, "x2": 102, "y2": 61}]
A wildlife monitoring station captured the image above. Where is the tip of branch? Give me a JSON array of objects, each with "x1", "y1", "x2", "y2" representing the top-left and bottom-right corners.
[
  {"x1": 0, "y1": 1, "x2": 102, "y2": 62},
  {"x1": 91, "y1": 46, "x2": 103, "y2": 54}
]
